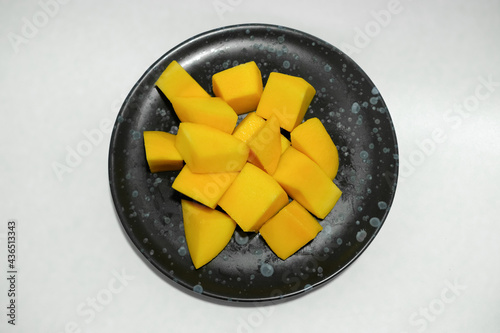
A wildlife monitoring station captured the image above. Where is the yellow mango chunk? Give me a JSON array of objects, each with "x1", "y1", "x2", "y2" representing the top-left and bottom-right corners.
[
  {"x1": 181, "y1": 199, "x2": 236, "y2": 269},
  {"x1": 256, "y1": 72, "x2": 316, "y2": 132},
  {"x1": 143, "y1": 131, "x2": 183, "y2": 173},
  {"x1": 212, "y1": 61, "x2": 263, "y2": 114},
  {"x1": 175, "y1": 122, "x2": 249, "y2": 173},
  {"x1": 232, "y1": 112, "x2": 266, "y2": 143},
  {"x1": 280, "y1": 134, "x2": 290, "y2": 155},
  {"x1": 273, "y1": 147, "x2": 342, "y2": 219},
  {"x1": 172, "y1": 165, "x2": 238, "y2": 209},
  {"x1": 218, "y1": 163, "x2": 289, "y2": 232},
  {"x1": 291, "y1": 117, "x2": 339, "y2": 179},
  {"x1": 260, "y1": 200, "x2": 323, "y2": 260},
  {"x1": 156, "y1": 60, "x2": 210, "y2": 100},
  {"x1": 170, "y1": 97, "x2": 238, "y2": 134},
  {"x1": 247, "y1": 115, "x2": 281, "y2": 174}
]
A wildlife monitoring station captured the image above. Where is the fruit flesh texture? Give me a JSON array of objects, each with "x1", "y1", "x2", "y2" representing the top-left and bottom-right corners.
[
  {"x1": 218, "y1": 163, "x2": 289, "y2": 232},
  {"x1": 212, "y1": 61, "x2": 263, "y2": 114},
  {"x1": 256, "y1": 72, "x2": 316, "y2": 132},
  {"x1": 247, "y1": 115, "x2": 282, "y2": 175},
  {"x1": 155, "y1": 60, "x2": 210, "y2": 100},
  {"x1": 175, "y1": 122, "x2": 249, "y2": 173},
  {"x1": 291, "y1": 117, "x2": 339, "y2": 179},
  {"x1": 272, "y1": 147, "x2": 342, "y2": 219},
  {"x1": 181, "y1": 199, "x2": 236, "y2": 269},
  {"x1": 232, "y1": 112, "x2": 266, "y2": 143},
  {"x1": 172, "y1": 165, "x2": 238, "y2": 209},
  {"x1": 143, "y1": 131, "x2": 183, "y2": 173},
  {"x1": 259, "y1": 200, "x2": 323, "y2": 260},
  {"x1": 170, "y1": 97, "x2": 238, "y2": 134}
]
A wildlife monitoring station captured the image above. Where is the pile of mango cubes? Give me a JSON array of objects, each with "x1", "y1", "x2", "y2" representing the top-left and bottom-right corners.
[{"x1": 143, "y1": 60, "x2": 342, "y2": 268}]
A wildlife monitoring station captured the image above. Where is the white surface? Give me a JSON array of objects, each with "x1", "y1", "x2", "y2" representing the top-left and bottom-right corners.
[{"x1": 1, "y1": 0, "x2": 499, "y2": 332}]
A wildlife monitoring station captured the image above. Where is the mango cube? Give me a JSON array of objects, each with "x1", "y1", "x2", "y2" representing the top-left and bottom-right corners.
[
  {"x1": 175, "y1": 122, "x2": 249, "y2": 173},
  {"x1": 143, "y1": 131, "x2": 183, "y2": 173},
  {"x1": 212, "y1": 61, "x2": 263, "y2": 114},
  {"x1": 181, "y1": 199, "x2": 236, "y2": 269},
  {"x1": 155, "y1": 61, "x2": 210, "y2": 100},
  {"x1": 256, "y1": 72, "x2": 316, "y2": 132},
  {"x1": 170, "y1": 97, "x2": 238, "y2": 134},
  {"x1": 291, "y1": 117, "x2": 339, "y2": 179},
  {"x1": 247, "y1": 115, "x2": 282, "y2": 175},
  {"x1": 260, "y1": 200, "x2": 323, "y2": 260},
  {"x1": 232, "y1": 112, "x2": 266, "y2": 143},
  {"x1": 280, "y1": 134, "x2": 291, "y2": 155},
  {"x1": 218, "y1": 163, "x2": 289, "y2": 232},
  {"x1": 273, "y1": 147, "x2": 342, "y2": 219},
  {"x1": 172, "y1": 165, "x2": 238, "y2": 209}
]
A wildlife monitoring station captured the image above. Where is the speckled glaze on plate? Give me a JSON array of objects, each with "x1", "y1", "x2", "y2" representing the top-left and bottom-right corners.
[{"x1": 108, "y1": 24, "x2": 398, "y2": 303}]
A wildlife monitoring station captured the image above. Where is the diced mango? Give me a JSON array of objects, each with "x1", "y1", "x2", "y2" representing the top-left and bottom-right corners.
[
  {"x1": 232, "y1": 112, "x2": 266, "y2": 143},
  {"x1": 256, "y1": 72, "x2": 316, "y2": 132},
  {"x1": 170, "y1": 97, "x2": 238, "y2": 134},
  {"x1": 146, "y1": 61, "x2": 344, "y2": 263},
  {"x1": 218, "y1": 163, "x2": 289, "y2": 232},
  {"x1": 247, "y1": 115, "x2": 281, "y2": 174},
  {"x1": 143, "y1": 131, "x2": 183, "y2": 173},
  {"x1": 155, "y1": 61, "x2": 210, "y2": 100},
  {"x1": 175, "y1": 122, "x2": 249, "y2": 173},
  {"x1": 291, "y1": 117, "x2": 339, "y2": 179},
  {"x1": 272, "y1": 147, "x2": 342, "y2": 219},
  {"x1": 280, "y1": 134, "x2": 290, "y2": 155},
  {"x1": 181, "y1": 199, "x2": 236, "y2": 269},
  {"x1": 260, "y1": 200, "x2": 323, "y2": 260},
  {"x1": 212, "y1": 61, "x2": 263, "y2": 114},
  {"x1": 172, "y1": 165, "x2": 238, "y2": 209}
]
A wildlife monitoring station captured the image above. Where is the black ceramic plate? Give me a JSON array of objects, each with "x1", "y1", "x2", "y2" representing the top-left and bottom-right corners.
[{"x1": 108, "y1": 23, "x2": 398, "y2": 303}]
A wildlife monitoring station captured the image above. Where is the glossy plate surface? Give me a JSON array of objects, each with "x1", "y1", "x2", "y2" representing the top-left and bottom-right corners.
[{"x1": 108, "y1": 24, "x2": 398, "y2": 303}]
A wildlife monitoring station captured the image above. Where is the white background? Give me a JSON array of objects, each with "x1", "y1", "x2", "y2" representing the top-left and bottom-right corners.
[{"x1": 1, "y1": 0, "x2": 499, "y2": 332}]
